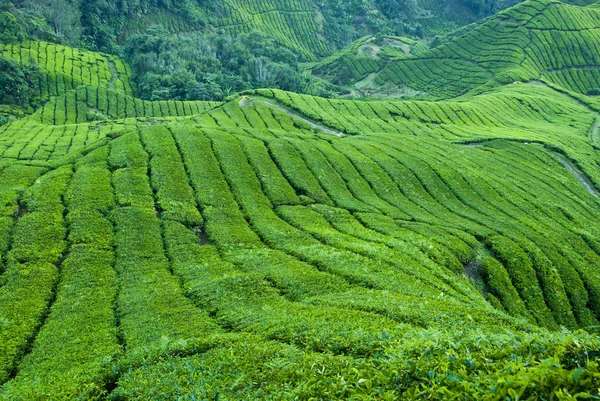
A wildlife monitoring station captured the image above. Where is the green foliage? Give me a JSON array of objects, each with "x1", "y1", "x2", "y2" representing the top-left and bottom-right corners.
[
  {"x1": 318, "y1": 0, "x2": 600, "y2": 99},
  {"x1": 0, "y1": 1, "x2": 600, "y2": 398},
  {"x1": 1, "y1": 0, "x2": 510, "y2": 102},
  {"x1": 0, "y1": 40, "x2": 134, "y2": 112},
  {"x1": 0, "y1": 166, "x2": 70, "y2": 384},
  {"x1": 31, "y1": 85, "x2": 220, "y2": 125},
  {"x1": 0, "y1": 11, "x2": 23, "y2": 43},
  {"x1": 481, "y1": 256, "x2": 532, "y2": 320},
  {"x1": 12, "y1": 0, "x2": 488, "y2": 56},
  {"x1": 125, "y1": 29, "x2": 334, "y2": 101},
  {"x1": 139, "y1": 125, "x2": 202, "y2": 226},
  {"x1": 0, "y1": 55, "x2": 40, "y2": 105},
  {"x1": 0, "y1": 83, "x2": 600, "y2": 397}
]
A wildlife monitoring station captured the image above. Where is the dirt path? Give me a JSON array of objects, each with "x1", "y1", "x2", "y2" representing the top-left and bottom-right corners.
[
  {"x1": 107, "y1": 59, "x2": 119, "y2": 91},
  {"x1": 589, "y1": 116, "x2": 600, "y2": 145},
  {"x1": 468, "y1": 82, "x2": 600, "y2": 197},
  {"x1": 459, "y1": 140, "x2": 599, "y2": 198},
  {"x1": 550, "y1": 151, "x2": 599, "y2": 198},
  {"x1": 247, "y1": 99, "x2": 344, "y2": 137},
  {"x1": 530, "y1": 80, "x2": 600, "y2": 145},
  {"x1": 534, "y1": 86, "x2": 600, "y2": 196}
]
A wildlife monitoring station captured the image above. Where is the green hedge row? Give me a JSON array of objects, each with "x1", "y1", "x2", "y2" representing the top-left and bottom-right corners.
[
  {"x1": 108, "y1": 129, "x2": 218, "y2": 363},
  {"x1": 0, "y1": 166, "x2": 71, "y2": 384},
  {"x1": 1, "y1": 207, "x2": 121, "y2": 398},
  {"x1": 139, "y1": 125, "x2": 202, "y2": 226}
]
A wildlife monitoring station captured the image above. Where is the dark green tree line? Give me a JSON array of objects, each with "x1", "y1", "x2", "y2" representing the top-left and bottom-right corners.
[
  {"x1": 125, "y1": 28, "x2": 334, "y2": 101},
  {"x1": 0, "y1": 55, "x2": 41, "y2": 105}
]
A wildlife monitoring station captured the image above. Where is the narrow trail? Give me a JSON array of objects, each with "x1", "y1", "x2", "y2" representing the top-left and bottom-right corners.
[
  {"x1": 107, "y1": 59, "x2": 119, "y2": 91},
  {"x1": 243, "y1": 98, "x2": 344, "y2": 137},
  {"x1": 460, "y1": 82, "x2": 600, "y2": 198},
  {"x1": 588, "y1": 116, "x2": 600, "y2": 145},
  {"x1": 550, "y1": 151, "x2": 599, "y2": 198},
  {"x1": 459, "y1": 140, "x2": 600, "y2": 199},
  {"x1": 530, "y1": 80, "x2": 600, "y2": 145},
  {"x1": 532, "y1": 84, "x2": 600, "y2": 197}
]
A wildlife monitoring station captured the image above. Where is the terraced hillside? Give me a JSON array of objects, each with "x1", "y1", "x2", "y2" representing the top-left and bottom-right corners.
[
  {"x1": 0, "y1": 35, "x2": 599, "y2": 397},
  {"x1": 313, "y1": 0, "x2": 600, "y2": 98},
  {"x1": 0, "y1": 41, "x2": 134, "y2": 112},
  {"x1": 308, "y1": 35, "x2": 430, "y2": 87},
  {"x1": 114, "y1": 0, "x2": 480, "y2": 61},
  {"x1": 1, "y1": 1, "x2": 600, "y2": 397}
]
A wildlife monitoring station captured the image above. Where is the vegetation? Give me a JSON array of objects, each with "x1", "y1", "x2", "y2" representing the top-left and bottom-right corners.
[
  {"x1": 0, "y1": 0, "x2": 532, "y2": 103},
  {"x1": 313, "y1": 0, "x2": 600, "y2": 99},
  {"x1": 0, "y1": 55, "x2": 40, "y2": 105},
  {"x1": 5, "y1": 0, "x2": 504, "y2": 51},
  {"x1": 0, "y1": 0, "x2": 599, "y2": 398},
  {"x1": 0, "y1": 11, "x2": 24, "y2": 43},
  {"x1": 0, "y1": 40, "x2": 133, "y2": 111},
  {"x1": 124, "y1": 28, "x2": 335, "y2": 101}
]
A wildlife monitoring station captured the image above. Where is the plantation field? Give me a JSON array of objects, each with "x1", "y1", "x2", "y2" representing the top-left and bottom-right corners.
[
  {"x1": 1, "y1": 0, "x2": 600, "y2": 397},
  {"x1": 0, "y1": 58, "x2": 600, "y2": 398},
  {"x1": 314, "y1": 0, "x2": 600, "y2": 99},
  {"x1": 0, "y1": 86, "x2": 220, "y2": 162},
  {"x1": 308, "y1": 36, "x2": 429, "y2": 86},
  {"x1": 0, "y1": 41, "x2": 134, "y2": 109},
  {"x1": 114, "y1": 0, "x2": 471, "y2": 62}
]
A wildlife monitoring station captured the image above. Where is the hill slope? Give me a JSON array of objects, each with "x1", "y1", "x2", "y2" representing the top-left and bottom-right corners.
[
  {"x1": 6, "y1": 0, "x2": 516, "y2": 59},
  {"x1": 0, "y1": 40, "x2": 134, "y2": 119},
  {"x1": 0, "y1": 33, "x2": 599, "y2": 398},
  {"x1": 312, "y1": 0, "x2": 600, "y2": 98}
]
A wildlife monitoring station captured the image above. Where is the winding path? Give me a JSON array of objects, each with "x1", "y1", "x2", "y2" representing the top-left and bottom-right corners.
[
  {"x1": 106, "y1": 59, "x2": 119, "y2": 91},
  {"x1": 243, "y1": 98, "x2": 344, "y2": 137},
  {"x1": 550, "y1": 151, "x2": 599, "y2": 198},
  {"x1": 459, "y1": 140, "x2": 600, "y2": 198}
]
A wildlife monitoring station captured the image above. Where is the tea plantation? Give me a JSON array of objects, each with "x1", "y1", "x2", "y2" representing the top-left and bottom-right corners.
[
  {"x1": 1, "y1": 0, "x2": 600, "y2": 399},
  {"x1": 313, "y1": 0, "x2": 600, "y2": 99}
]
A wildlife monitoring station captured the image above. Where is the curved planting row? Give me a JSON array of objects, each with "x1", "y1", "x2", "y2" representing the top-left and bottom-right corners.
[
  {"x1": 0, "y1": 41, "x2": 134, "y2": 105},
  {"x1": 334, "y1": 0, "x2": 600, "y2": 98},
  {"x1": 212, "y1": 0, "x2": 331, "y2": 60},
  {"x1": 0, "y1": 80, "x2": 600, "y2": 397},
  {"x1": 0, "y1": 85, "x2": 221, "y2": 162},
  {"x1": 1, "y1": 111, "x2": 599, "y2": 397},
  {"x1": 31, "y1": 86, "x2": 220, "y2": 126}
]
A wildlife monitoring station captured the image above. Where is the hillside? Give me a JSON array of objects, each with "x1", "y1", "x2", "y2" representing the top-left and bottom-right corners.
[
  {"x1": 1, "y1": 26, "x2": 600, "y2": 398},
  {"x1": 0, "y1": 40, "x2": 134, "y2": 119},
  {"x1": 1, "y1": 0, "x2": 600, "y2": 399},
  {"x1": 0, "y1": 0, "x2": 525, "y2": 103},
  {"x1": 312, "y1": 0, "x2": 600, "y2": 98},
  {"x1": 6, "y1": 0, "x2": 518, "y2": 58}
]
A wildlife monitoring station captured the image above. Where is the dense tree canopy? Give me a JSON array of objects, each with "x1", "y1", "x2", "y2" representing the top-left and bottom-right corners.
[
  {"x1": 125, "y1": 29, "x2": 334, "y2": 101},
  {"x1": 0, "y1": 11, "x2": 23, "y2": 43},
  {"x1": 0, "y1": 0, "x2": 526, "y2": 102},
  {"x1": 0, "y1": 55, "x2": 40, "y2": 105}
]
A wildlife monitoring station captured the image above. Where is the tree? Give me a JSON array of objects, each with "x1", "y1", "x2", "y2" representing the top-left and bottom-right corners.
[
  {"x1": 0, "y1": 11, "x2": 23, "y2": 43},
  {"x1": 0, "y1": 56, "x2": 40, "y2": 105},
  {"x1": 49, "y1": 0, "x2": 82, "y2": 42},
  {"x1": 375, "y1": 0, "x2": 417, "y2": 18},
  {"x1": 249, "y1": 57, "x2": 273, "y2": 87}
]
